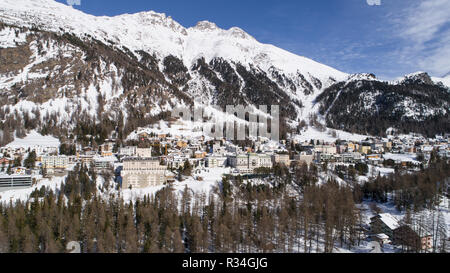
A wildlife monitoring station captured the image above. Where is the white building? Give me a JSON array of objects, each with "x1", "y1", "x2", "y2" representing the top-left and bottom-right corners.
[
  {"x1": 229, "y1": 153, "x2": 272, "y2": 174},
  {"x1": 121, "y1": 157, "x2": 167, "y2": 189},
  {"x1": 119, "y1": 146, "x2": 137, "y2": 157},
  {"x1": 206, "y1": 156, "x2": 227, "y2": 168},
  {"x1": 136, "y1": 147, "x2": 152, "y2": 158},
  {"x1": 41, "y1": 155, "x2": 69, "y2": 170},
  {"x1": 271, "y1": 153, "x2": 290, "y2": 166},
  {"x1": 93, "y1": 155, "x2": 118, "y2": 170}
]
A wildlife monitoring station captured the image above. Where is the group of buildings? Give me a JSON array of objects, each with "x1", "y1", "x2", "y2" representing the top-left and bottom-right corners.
[
  {"x1": 0, "y1": 128, "x2": 449, "y2": 191},
  {"x1": 291, "y1": 132, "x2": 450, "y2": 167},
  {"x1": 369, "y1": 213, "x2": 434, "y2": 251}
]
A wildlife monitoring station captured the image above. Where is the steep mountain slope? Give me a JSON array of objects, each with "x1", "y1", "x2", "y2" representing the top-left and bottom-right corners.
[
  {"x1": 315, "y1": 72, "x2": 450, "y2": 137},
  {"x1": 431, "y1": 74, "x2": 450, "y2": 89},
  {"x1": 0, "y1": 0, "x2": 349, "y2": 144}
]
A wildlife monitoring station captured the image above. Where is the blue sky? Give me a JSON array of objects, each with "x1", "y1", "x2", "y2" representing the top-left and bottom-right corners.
[{"x1": 57, "y1": 0, "x2": 450, "y2": 80}]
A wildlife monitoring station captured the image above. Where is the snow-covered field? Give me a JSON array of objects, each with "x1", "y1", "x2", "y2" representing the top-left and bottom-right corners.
[
  {"x1": 383, "y1": 153, "x2": 419, "y2": 164},
  {"x1": 5, "y1": 130, "x2": 60, "y2": 150},
  {"x1": 0, "y1": 175, "x2": 66, "y2": 203},
  {"x1": 293, "y1": 127, "x2": 370, "y2": 143}
]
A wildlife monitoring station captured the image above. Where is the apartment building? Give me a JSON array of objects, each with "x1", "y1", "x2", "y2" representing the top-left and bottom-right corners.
[
  {"x1": 271, "y1": 153, "x2": 290, "y2": 166},
  {"x1": 136, "y1": 147, "x2": 152, "y2": 158},
  {"x1": 119, "y1": 146, "x2": 137, "y2": 157},
  {"x1": 314, "y1": 145, "x2": 337, "y2": 154},
  {"x1": 41, "y1": 155, "x2": 69, "y2": 170}
]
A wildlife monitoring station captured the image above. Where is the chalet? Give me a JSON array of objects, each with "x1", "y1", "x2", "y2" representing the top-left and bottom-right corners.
[{"x1": 370, "y1": 213, "x2": 400, "y2": 239}]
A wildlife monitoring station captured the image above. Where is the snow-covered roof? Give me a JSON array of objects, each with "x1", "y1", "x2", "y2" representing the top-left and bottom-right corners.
[
  {"x1": 375, "y1": 233, "x2": 389, "y2": 240},
  {"x1": 0, "y1": 174, "x2": 32, "y2": 179},
  {"x1": 377, "y1": 213, "x2": 400, "y2": 230},
  {"x1": 383, "y1": 153, "x2": 419, "y2": 163},
  {"x1": 93, "y1": 155, "x2": 118, "y2": 162}
]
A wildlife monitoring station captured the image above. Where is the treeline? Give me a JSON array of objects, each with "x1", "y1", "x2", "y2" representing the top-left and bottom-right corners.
[
  {"x1": 0, "y1": 158, "x2": 448, "y2": 253},
  {"x1": 317, "y1": 79, "x2": 450, "y2": 137},
  {"x1": 361, "y1": 158, "x2": 450, "y2": 211}
]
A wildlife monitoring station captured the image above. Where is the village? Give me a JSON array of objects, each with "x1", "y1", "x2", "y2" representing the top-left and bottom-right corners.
[
  {"x1": 0, "y1": 123, "x2": 449, "y2": 252},
  {"x1": 1, "y1": 125, "x2": 449, "y2": 190}
]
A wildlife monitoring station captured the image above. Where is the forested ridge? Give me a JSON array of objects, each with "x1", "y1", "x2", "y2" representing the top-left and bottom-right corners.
[{"x1": 316, "y1": 78, "x2": 450, "y2": 137}]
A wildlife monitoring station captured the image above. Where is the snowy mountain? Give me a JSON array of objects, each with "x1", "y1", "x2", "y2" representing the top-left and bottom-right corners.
[
  {"x1": 0, "y1": 0, "x2": 448, "y2": 143},
  {"x1": 316, "y1": 72, "x2": 450, "y2": 137},
  {"x1": 431, "y1": 74, "x2": 450, "y2": 89},
  {"x1": 0, "y1": 0, "x2": 347, "y2": 81}
]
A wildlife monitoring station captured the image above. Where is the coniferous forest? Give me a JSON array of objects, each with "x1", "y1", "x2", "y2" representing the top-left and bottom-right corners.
[{"x1": 0, "y1": 159, "x2": 448, "y2": 253}]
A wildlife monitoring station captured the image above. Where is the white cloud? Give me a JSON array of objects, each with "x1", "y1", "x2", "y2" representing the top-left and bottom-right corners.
[
  {"x1": 366, "y1": 0, "x2": 381, "y2": 6},
  {"x1": 67, "y1": 0, "x2": 81, "y2": 6},
  {"x1": 394, "y1": 0, "x2": 450, "y2": 76}
]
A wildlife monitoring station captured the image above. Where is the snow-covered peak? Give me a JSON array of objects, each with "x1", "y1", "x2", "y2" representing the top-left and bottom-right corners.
[
  {"x1": 401, "y1": 72, "x2": 433, "y2": 85},
  {"x1": 113, "y1": 11, "x2": 187, "y2": 35},
  {"x1": 346, "y1": 73, "x2": 377, "y2": 82},
  {"x1": 192, "y1": 20, "x2": 219, "y2": 31},
  {"x1": 0, "y1": 0, "x2": 348, "y2": 85},
  {"x1": 227, "y1": 27, "x2": 252, "y2": 39}
]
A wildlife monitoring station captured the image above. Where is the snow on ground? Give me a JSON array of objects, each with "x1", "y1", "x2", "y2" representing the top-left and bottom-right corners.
[
  {"x1": 358, "y1": 165, "x2": 396, "y2": 183},
  {"x1": 127, "y1": 120, "x2": 206, "y2": 141},
  {"x1": 439, "y1": 196, "x2": 450, "y2": 234},
  {"x1": 383, "y1": 153, "x2": 419, "y2": 164},
  {"x1": 128, "y1": 104, "x2": 278, "y2": 142},
  {"x1": 5, "y1": 130, "x2": 60, "y2": 149},
  {"x1": 432, "y1": 75, "x2": 450, "y2": 89},
  {"x1": 0, "y1": 0, "x2": 348, "y2": 89},
  {"x1": 293, "y1": 127, "x2": 370, "y2": 143},
  {"x1": 0, "y1": 26, "x2": 27, "y2": 48},
  {"x1": 120, "y1": 167, "x2": 232, "y2": 203},
  {"x1": 0, "y1": 175, "x2": 66, "y2": 204}
]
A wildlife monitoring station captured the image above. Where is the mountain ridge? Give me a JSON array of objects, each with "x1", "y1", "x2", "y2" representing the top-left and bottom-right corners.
[{"x1": 0, "y1": 0, "x2": 347, "y2": 83}]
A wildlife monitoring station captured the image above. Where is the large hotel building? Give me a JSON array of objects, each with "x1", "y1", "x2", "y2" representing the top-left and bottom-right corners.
[{"x1": 121, "y1": 157, "x2": 167, "y2": 189}]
